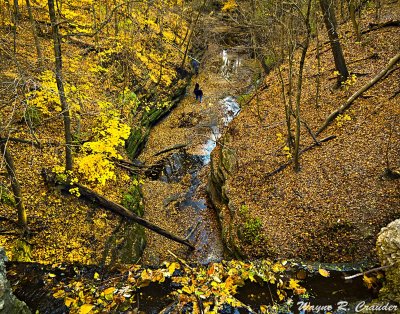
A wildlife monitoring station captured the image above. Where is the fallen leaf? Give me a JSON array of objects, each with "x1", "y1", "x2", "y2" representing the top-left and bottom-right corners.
[
  {"x1": 79, "y1": 303, "x2": 94, "y2": 314},
  {"x1": 318, "y1": 268, "x2": 330, "y2": 277}
]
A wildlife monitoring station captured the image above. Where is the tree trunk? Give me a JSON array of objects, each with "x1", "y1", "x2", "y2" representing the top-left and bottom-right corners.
[
  {"x1": 315, "y1": 8, "x2": 321, "y2": 108},
  {"x1": 13, "y1": 0, "x2": 19, "y2": 23},
  {"x1": 0, "y1": 143, "x2": 28, "y2": 228},
  {"x1": 349, "y1": 0, "x2": 361, "y2": 42},
  {"x1": 26, "y1": 0, "x2": 44, "y2": 68},
  {"x1": 6, "y1": 0, "x2": 17, "y2": 56},
  {"x1": 375, "y1": 0, "x2": 381, "y2": 22},
  {"x1": 48, "y1": 0, "x2": 73, "y2": 171},
  {"x1": 293, "y1": 0, "x2": 312, "y2": 172},
  {"x1": 287, "y1": 13, "x2": 295, "y2": 148},
  {"x1": 180, "y1": 12, "x2": 200, "y2": 68},
  {"x1": 319, "y1": 0, "x2": 349, "y2": 84},
  {"x1": 113, "y1": 0, "x2": 118, "y2": 37}
]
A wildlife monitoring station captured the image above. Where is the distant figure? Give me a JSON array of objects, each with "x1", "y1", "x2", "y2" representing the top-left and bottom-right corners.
[
  {"x1": 193, "y1": 83, "x2": 203, "y2": 102},
  {"x1": 191, "y1": 59, "x2": 200, "y2": 75}
]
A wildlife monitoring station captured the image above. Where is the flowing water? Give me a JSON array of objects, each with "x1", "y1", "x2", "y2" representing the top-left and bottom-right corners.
[
  {"x1": 6, "y1": 47, "x2": 378, "y2": 313},
  {"x1": 137, "y1": 47, "x2": 250, "y2": 266}
]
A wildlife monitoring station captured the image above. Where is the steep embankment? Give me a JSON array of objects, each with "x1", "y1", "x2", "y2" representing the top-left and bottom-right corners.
[{"x1": 209, "y1": 4, "x2": 400, "y2": 262}]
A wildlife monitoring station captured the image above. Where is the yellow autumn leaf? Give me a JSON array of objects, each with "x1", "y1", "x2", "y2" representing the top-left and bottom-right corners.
[
  {"x1": 48, "y1": 273, "x2": 56, "y2": 278},
  {"x1": 65, "y1": 297, "x2": 76, "y2": 307},
  {"x1": 168, "y1": 262, "x2": 180, "y2": 275},
  {"x1": 79, "y1": 304, "x2": 94, "y2": 314},
  {"x1": 52, "y1": 290, "x2": 65, "y2": 298},
  {"x1": 272, "y1": 262, "x2": 285, "y2": 273},
  {"x1": 288, "y1": 278, "x2": 307, "y2": 295},
  {"x1": 93, "y1": 272, "x2": 99, "y2": 280},
  {"x1": 182, "y1": 285, "x2": 194, "y2": 294},
  {"x1": 260, "y1": 305, "x2": 268, "y2": 313},
  {"x1": 363, "y1": 274, "x2": 376, "y2": 289},
  {"x1": 319, "y1": 268, "x2": 330, "y2": 277},
  {"x1": 277, "y1": 289, "x2": 285, "y2": 301},
  {"x1": 103, "y1": 287, "x2": 115, "y2": 295},
  {"x1": 141, "y1": 269, "x2": 151, "y2": 281}
]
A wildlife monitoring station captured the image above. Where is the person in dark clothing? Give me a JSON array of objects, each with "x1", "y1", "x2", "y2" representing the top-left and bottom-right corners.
[
  {"x1": 193, "y1": 83, "x2": 203, "y2": 102},
  {"x1": 191, "y1": 59, "x2": 200, "y2": 75}
]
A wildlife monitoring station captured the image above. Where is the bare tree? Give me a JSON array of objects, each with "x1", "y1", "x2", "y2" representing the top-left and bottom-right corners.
[
  {"x1": 26, "y1": 0, "x2": 44, "y2": 68},
  {"x1": 349, "y1": 0, "x2": 361, "y2": 42},
  {"x1": 48, "y1": 0, "x2": 73, "y2": 171},
  {"x1": 293, "y1": 0, "x2": 312, "y2": 171},
  {"x1": 0, "y1": 142, "x2": 28, "y2": 229}
]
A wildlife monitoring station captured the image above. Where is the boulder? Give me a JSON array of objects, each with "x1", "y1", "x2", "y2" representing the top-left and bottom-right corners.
[
  {"x1": 376, "y1": 219, "x2": 400, "y2": 304},
  {"x1": 0, "y1": 247, "x2": 31, "y2": 314}
]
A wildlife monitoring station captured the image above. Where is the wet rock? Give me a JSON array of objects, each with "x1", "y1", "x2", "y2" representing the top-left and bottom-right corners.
[
  {"x1": 0, "y1": 247, "x2": 31, "y2": 314},
  {"x1": 208, "y1": 143, "x2": 242, "y2": 257},
  {"x1": 376, "y1": 219, "x2": 400, "y2": 303}
]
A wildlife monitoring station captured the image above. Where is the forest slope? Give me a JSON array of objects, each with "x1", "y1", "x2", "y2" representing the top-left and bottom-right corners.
[
  {"x1": 0, "y1": 0, "x2": 191, "y2": 264},
  {"x1": 211, "y1": 2, "x2": 400, "y2": 263}
]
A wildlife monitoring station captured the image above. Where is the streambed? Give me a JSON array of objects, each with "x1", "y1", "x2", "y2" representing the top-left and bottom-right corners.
[{"x1": 6, "y1": 47, "x2": 380, "y2": 313}]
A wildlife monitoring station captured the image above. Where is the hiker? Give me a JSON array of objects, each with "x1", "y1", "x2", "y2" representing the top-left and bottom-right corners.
[
  {"x1": 194, "y1": 83, "x2": 203, "y2": 103},
  {"x1": 191, "y1": 59, "x2": 200, "y2": 75}
]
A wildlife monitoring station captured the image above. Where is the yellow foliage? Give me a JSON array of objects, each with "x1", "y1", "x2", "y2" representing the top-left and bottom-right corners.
[
  {"x1": 222, "y1": 0, "x2": 238, "y2": 12},
  {"x1": 335, "y1": 114, "x2": 352, "y2": 127},
  {"x1": 363, "y1": 274, "x2": 377, "y2": 289},
  {"x1": 69, "y1": 187, "x2": 81, "y2": 197},
  {"x1": 25, "y1": 70, "x2": 85, "y2": 115},
  {"x1": 76, "y1": 105, "x2": 130, "y2": 185},
  {"x1": 287, "y1": 278, "x2": 307, "y2": 295}
]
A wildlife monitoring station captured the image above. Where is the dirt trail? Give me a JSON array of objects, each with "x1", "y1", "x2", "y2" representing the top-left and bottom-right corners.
[{"x1": 138, "y1": 43, "x2": 253, "y2": 265}]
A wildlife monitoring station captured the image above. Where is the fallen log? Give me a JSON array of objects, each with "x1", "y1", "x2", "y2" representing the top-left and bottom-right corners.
[
  {"x1": 316, "y1": 52, "x2": 400, "y2": 136},
  {"x1": 361, "y1": 20, "x2": 400, "y2": 34},
  {"x1": 154, "y1": 143, "x2": 187, "y2": 156},
  {"x1": 0, "y1": 137, "x2": 41, "y2": 148},
  {"x1": 42, "y1": 169, "x2": 195, "y2": 250}
]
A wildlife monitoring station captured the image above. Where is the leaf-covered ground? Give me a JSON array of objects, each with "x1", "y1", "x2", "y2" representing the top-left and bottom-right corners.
[
  {"x1": 0, "y1": 1, "x2": 186, "y2": 265},
  {"x1": 215, "y1": 3, "x2": 400, "y2": 262}
]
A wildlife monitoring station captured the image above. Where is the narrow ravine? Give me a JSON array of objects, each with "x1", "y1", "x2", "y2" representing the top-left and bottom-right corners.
[{"x1": 138, "y1": 45, "x2": 252, "y2": 265}]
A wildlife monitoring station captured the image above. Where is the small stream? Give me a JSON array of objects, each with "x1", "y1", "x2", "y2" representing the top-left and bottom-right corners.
[
  {"x1": 6, "y1": 48, "x2": 380, "y2": 314},
  {"x1": 143, "y1": 95, "x2": 241, "y2": 265}
]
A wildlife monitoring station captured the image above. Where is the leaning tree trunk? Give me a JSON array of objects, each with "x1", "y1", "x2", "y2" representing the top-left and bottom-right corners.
[
  {"x1": 316, "y1": 52, "x2": 400, "y2": 135},
  {"x1": 42, "y1": 169, "x2": 195, "y2": 250},
  {"x1": 0, "y1": 142, "x2": 28, "y2": 228},
  {"x1": 48, "y1": 0, "x2": 73, "y2": 171},
  {"x1": 319, "y1": 0, "x2": 349, "y2": 84}
]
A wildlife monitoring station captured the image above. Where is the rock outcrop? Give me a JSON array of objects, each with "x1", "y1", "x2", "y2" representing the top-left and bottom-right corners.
[
  {"x1": 208, "y1": 134, "x2": 244, "y2": 257},
  {"x1": 376, "y1": 219, "x2": 400, "y2": 304},
  {"x1": 0, "y1": 247, "x2": 31, "y2": 314}
]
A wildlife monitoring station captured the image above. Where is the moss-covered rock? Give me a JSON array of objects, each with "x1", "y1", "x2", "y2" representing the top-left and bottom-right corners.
[{"x1": 0, "y1": 247, "x2": 31, "y2": 314}]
